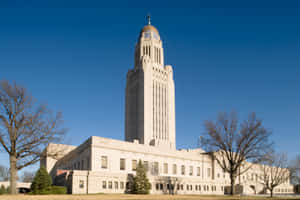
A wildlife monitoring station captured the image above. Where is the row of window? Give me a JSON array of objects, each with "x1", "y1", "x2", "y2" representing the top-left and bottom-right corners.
[
  {"x1": 63, "y1": 157, "x2": 90, "y2": 171},
  {"x1": 275, "y1": 188, "x2": 293, "y2": 193},
  {"x1": 101, "y1": 156, "x2": 211, "y2": 177},
  {"x1": 82, "y1": 179, "x2": 223, "y2": 193},
  {"x1": 155, "y1": 183, "x2": 220, "y2": 192},
  {"x1": 102, "y1": 181, "x2": 125, "y2": 190},
  {"x1": 142, "y1": 44, "x2": 162, "y2": 65},
  {"x1": 152, "y1": 80, "x2": 168, "y2": 140},
  {"x1": 101, "y1": 156, "x2": 213, "y2": 178}
]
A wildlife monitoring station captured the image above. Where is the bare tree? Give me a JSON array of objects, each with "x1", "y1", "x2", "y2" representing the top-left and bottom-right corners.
[
  {"x1": 0, "y1": 164, "x2": 9, "y2": 181},
  {"x1": 0, "y1": 80, "x2": 66, "y2": 194},
  {"x1": 200, "y1": 112, "x2": 272, "y2": 195},
  {"x1": 289, "y1": 155, "x2": 300, "y2": 186},
  {"x1": 21, "y1": 171, "x2": 35, "y2": 183},
  {"x1": 258, "y1": 152, "x2": 291, "y2": 197}
]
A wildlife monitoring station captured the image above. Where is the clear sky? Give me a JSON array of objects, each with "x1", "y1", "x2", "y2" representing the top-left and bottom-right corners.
[{"x1": 0, "y1": 0, "x2": 300, "y2": 173}]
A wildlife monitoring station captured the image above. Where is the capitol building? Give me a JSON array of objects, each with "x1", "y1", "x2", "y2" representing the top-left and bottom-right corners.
[{"x1": 42, "y1": 19, "x2": 293, "y2": 195}]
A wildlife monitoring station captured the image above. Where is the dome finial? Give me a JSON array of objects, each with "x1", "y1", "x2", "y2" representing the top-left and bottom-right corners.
[{"x1": 147, "y1": 13, "x2": 151, "y2": 25}]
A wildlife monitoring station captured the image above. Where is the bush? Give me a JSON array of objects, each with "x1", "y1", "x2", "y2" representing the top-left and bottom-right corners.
[
  {"x1": 0, "y1": 185, "x2": 9, "y2": 195},
  {"x1": 30, "y1": 166, "x2": 52, "y2": 194},
  {"x1": 0, "y1": 185, "x2": 6, "y2": 194},
  {"x1": 50, "y1": 186, "x2": 67, "y2": 194}
]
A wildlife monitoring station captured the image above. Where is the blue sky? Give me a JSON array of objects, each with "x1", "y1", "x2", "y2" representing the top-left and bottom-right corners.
[{"x1": 0, "y1": 0, "x2": 300, "y2": 172}]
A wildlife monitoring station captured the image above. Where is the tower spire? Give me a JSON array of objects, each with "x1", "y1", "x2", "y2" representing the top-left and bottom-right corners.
[{"x1": 147, "y1": 14, "x2": 151, "y2": 25}]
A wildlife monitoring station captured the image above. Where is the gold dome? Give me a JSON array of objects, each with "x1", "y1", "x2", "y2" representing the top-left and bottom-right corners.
[{"x1": 140, "y1": 25, "x2": 159, "y2": 34}]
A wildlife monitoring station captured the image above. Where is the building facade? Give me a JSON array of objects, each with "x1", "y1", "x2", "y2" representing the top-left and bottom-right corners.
[
  {"x1": 42, "y1": 20, "x2": 293, "y2": 195},
  {"x1": 125, "y1": 20, "x2": 175, "y2": 150}
]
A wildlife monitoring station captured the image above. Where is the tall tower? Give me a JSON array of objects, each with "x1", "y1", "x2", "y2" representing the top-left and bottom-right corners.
[{"x1": 125, "y1": 17, "x2": 176, "y2": 149}]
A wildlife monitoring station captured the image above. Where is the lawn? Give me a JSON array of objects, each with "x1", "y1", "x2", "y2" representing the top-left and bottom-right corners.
[{"x1": 0, "y1": 194, "x2": 300, "y2": 200}]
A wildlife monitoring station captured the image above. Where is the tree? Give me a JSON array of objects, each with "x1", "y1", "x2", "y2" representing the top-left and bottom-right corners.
[
  {"x1": 0, "y1": 80, "x2": 66, "y2": 194},
  {"x1": 290, "y1": 155, "x2": 300, "y2": 185},
  {"x1": 0, "y1": 165, "x2": 9, "y2": 181},
  {"x1": 200, "y1": 112, "x2": 272, "y2": 195},
  {"x1": 132, "y1": 160, "x2": 151, "y2": 194},
  {"x1": 30, "y1": 166, "x2": 52, "y2": 194},
  {"x1": 21, "y1": 171, "x2": 35, "y2": 183},
  {"x1": 259, "y1": 152, "x2": 291, "y2": 197}
]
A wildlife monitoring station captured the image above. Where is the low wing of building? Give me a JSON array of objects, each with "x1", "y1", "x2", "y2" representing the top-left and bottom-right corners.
[{"x1": 42, "y1": 136, "x2": 293, "y2": 195}]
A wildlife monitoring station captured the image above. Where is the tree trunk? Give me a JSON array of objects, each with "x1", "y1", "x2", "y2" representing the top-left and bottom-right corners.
[
  {"x1": 270, "y1": 188, "x2": 273, "y2": 198},
  {"x1": 9, "y1": 155, "x2": 18, "y2": 194},
  {"x1": 230, "y1": 173, "x2": 236, "y2": 195}
]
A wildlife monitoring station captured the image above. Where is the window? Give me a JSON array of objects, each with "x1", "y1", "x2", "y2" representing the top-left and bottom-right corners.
[
  {"x1": 120, "y1": 182, "x2": 124, "y2": 189},
  {"x1": 87, "y1": 157, "x2": 90, "y2": 170},
  {"x1": 132, "y1": 160, "x2": 137, "y2": 171},
  {"x1": 114, "y1": 181, "x2": 118, "y2": 189},
  {"x1": 197, "y1": 167, "x2": 200, "y2": 176},
  {"x1": 160, "y1": 183, "x2": 163, "y2": 190},
  {"x1": 101, "y1": 156, "x2": 108, "y2": 169},
  {"x1": 207, "y1": 168, "x2": 211, "y2": 177},
  {"x1": 181, "y1": 165, "x2": 185, "y2": 175},
  {"x1": 120, "y1": 158, "x2": 125, "y2": 170},
  {"x1": 154, "y1": 162, "x2": 159, "y2": 175},
  {"x1": 217, "y1": 173, "x2": 220, "y2": 178},
  {"x1": 108, "y1": 181, "x2": 112, "y2": 189},
  {"x1": 156, "y1": 183, "x2": 159, "y2": 190},
  {"x1": 153, "y1": 32, "x2": 159, "y2": 40},
  {"x1": 79, "y1": 180, "x2": 84, "y2": 188},
  {"x1": 172, "y1": 164, "x2": 177, "y2": 175},
  {"x1": 144, "y1": 31, "x2": 151, "y2": 39},
  {"x1": 81, "y1": 160, "x2": 84, "y2": 170},
  {"x1": 163, "y1": 163, "x2": 168, "y2": 174},
  {"x1": 102, "y1": 181, "x2": 107, "y2": 189},
  {"x1": 189, "y1": 166, "x2": 193, "y2": 176},
  {"x1": 144, "y1": 161, "x2": 149, "y2": 171},
  {"x1": 181, "y1": 184, "x2": 183, "y2": 190}
]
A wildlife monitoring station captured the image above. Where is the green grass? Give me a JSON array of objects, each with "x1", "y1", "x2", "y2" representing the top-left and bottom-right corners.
[{"x1": 0, "y1": 194, "x2": 299, "y2": 200}]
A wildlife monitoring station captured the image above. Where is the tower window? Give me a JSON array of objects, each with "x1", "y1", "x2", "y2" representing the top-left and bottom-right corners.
[{"x1": 144, "y1": 31, "x2": 151, "y2": 38}]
